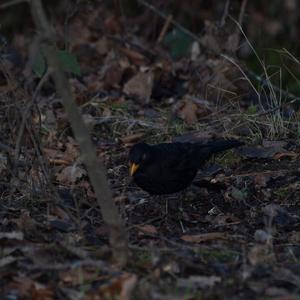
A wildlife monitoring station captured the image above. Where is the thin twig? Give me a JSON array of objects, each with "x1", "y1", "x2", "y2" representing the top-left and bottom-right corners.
[
  {"x1": 221, "y1": 54, "x2": 260, "y2": 100},
  {"x1": 157, "y1": 14, "x2": 173, "y2": 44},
  {"x1": 14, "y1": 69, "x2": 52, "y2": 161},
  {"x1": 137, "y1": 0, "x2": 202, "y2": 44},
  {"x1": 238, "y1": 0, "x2": 248, "y2": 25},
  {"x1": 220, "y1": 0, "x2": 230, "y2": 27}
]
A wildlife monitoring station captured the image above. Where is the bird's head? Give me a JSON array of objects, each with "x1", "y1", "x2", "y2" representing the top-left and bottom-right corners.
[{"x1": 128, "y1": 142, "x2": 152, "y2": 176}]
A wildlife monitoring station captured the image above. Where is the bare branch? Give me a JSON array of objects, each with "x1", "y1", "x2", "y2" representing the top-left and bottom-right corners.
[{"x1": 29, "y1": 0, "x2": 128, "y2": 267}]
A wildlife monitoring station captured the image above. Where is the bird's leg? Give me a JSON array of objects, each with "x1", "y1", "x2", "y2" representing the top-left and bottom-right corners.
[{"x1": 165, "y1": 197, "x2": 168, "y2": 215}]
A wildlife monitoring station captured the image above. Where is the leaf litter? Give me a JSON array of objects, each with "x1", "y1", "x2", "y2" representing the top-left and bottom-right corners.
[{"x1": 0, "y1": 1, "x2": 300, "y2": 300}]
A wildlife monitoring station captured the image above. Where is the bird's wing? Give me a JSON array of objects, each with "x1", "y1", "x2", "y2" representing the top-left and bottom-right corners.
[{"x1": 154, "y1": 143, "x2": 199, "y2": 171}]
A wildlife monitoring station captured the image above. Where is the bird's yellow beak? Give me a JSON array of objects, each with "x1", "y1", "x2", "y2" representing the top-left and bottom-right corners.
[{"x1": 129, "y1": 163, "x2": 139, "y2": 176}]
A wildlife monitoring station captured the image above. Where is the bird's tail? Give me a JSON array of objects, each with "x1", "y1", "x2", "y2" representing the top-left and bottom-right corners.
[{"x1": 199, "y1": 139, "x2": 244, "y2": 154}]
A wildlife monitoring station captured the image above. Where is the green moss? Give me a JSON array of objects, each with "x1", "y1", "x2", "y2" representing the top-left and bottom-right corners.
[
  {"x1": 196, "y1": 248, "x2": 238, "y2": 264},
  {"x1": 274, "y1": 186, "x2": 290, "y2": 200},
  {"x1": 130, "y1": 249, "x2": 152, "y2": 270},
  {"x1": 214, "y1": 149, "x2": 241, "y2": 167}
]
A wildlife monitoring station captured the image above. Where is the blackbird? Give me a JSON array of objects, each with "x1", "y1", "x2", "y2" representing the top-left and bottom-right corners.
[{"x1": 128, "y1": 140, "x2": 244, "y2": 195}]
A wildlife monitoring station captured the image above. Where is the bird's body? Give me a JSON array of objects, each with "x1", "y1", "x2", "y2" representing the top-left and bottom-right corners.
[{"x1": 129, "y1": 140, "x2": 244, "y2": 195}]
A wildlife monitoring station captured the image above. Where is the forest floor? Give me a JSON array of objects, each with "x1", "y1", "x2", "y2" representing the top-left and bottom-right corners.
[{"x1": 0, "y1": 1, "x2": 300, "y2": 299}]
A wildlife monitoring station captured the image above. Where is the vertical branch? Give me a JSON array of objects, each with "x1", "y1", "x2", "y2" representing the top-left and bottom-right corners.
[{"x1": 29, "y1": 0, "x2": 128, "y2": 266}]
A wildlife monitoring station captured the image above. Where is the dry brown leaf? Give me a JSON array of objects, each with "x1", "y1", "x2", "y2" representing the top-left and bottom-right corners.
[
  {"x1": 181, "y1": 232, "x2": 226, "y2": 243},
  {"x1": 31, "y1": 283, "x2": 54, "y2": 300},
  {"x1": 43, "y1": 148, "x2": 61, "y2": 160},
  {"x1": 212, "y1": 213, "x2": 241, "y2": 226},
  {"x1": 177, "y1": 100, "x2": 198, "y2": 125},
  {"x1": 273, "y1": 151, "x2": 299, "y2": 160},
  {"x1": 8, "y1": 277, "x2": 34, "y2": 299},
  {"x1": 61, "y1": 143, "x2": 80, "y2": 162},
  {"x1": 120, "y1": 274, "x2": 137, "y2": 300},
  {"x1": 103, "y1": 63, "x2": 124, "y2": 89},
  {"x1": 86, "y1": 273, "x2": 136, "y2": 300},
  {"x1": 120, "y1": 132, "x2": 144, "y2": 144},
  {"x1": 95, "y1": 37, "x2": 109, "y2": 55},
  {"x1": 123, "y1": 71, "x2": 154, "y2": 104},
  {"x1": 120, "y1": 47, "x2": 147, "y2": 65},
  {"x1": 8, "y1": 277, "x2": 54, "y2": 300},
  {"x1": 68, "y1": 18, "x2": 91, "y2": 48},
  {"x1": 50, "y1": 206, "x2": 70, "y2": 221},
  {"x1": 104, "y1": 15, "x2": 122, "y2": 34},
  {"x1": 137, "y1": 224, "x2": 158, "y2": 235},
  {"x1": 254, "y1": 174, "x2": 271, "y2": 189},
  {"x1": 84, "y1": 73, "x2": 104, "y2": 92},
  {"x1": 56, "y1": 165, "x2": 86, "y2": 185},
  {"x1": 175, "y1": 97, "x2": 211, "y2": 125},
  {"x1": 78, "y1": 180, "x2": 95, "y2": 198}
]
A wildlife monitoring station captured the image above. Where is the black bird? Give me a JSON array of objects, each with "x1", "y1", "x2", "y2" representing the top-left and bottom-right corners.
[{"x1": 128, "y1": 140, "x2": 244, "y2": 195}]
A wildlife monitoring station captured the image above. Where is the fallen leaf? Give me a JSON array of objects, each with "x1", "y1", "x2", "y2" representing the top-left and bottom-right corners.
[
  {"x1": 8, "y1": 277, "x2": 54, "y2": 300},
  {"x1": 137, "y1": 225, "x2": 158, "y2": 235},
  {"x1": 68, "y1": 17, "x2": 91, "y2": 48},
  {"x1": 104, "y1": 15, "x2": 122, "y2": 34},
  {"x1": 181, "y1": 232, "x2": 226, "y2": 243},
  {"x1": 120, "y1": 274, "x2": 137, "y2": 300},
  {"x1": 123, "y1": 71, "x2": 154, "y2": 104},
  {"x1": 103, "y1": 62, "x2": 124, "y2": 89},
  {"x1": 120, "y1": 47, "x2": 147, "y2": 65},
  {"x1": 87, "y1": 273, "x2": 136, "y2": 300},
  {"x1": 254, "y1": 174, "x2": 271, "y2": 189},
  {"x1": 174, "y1": 96, "x2": 212, "y2": 125},
  {"x1": 177, "y1": 100, "x2": 198, "y2": 125},
  {"x1": 0, "y1": 231, "x2": 24, "y2": 240},
  {"x1": 212, "y1": 213, "x2": 241, "y2": 226},
  {"x1": 95, "y1": 37, "x2": 109, "y2": 56},
  {"x1": 273, "y1": 151, "x2": 299, "y2": 160},
  {"x1": 0, "y1": 256, "x2": 17, "y2": 268},
  {"x1": 56, "y1": 165, "x2": 87, "y2": 184},
  {"x1": 120, "y1": 132, "x2": 144, "y2": 144}
]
